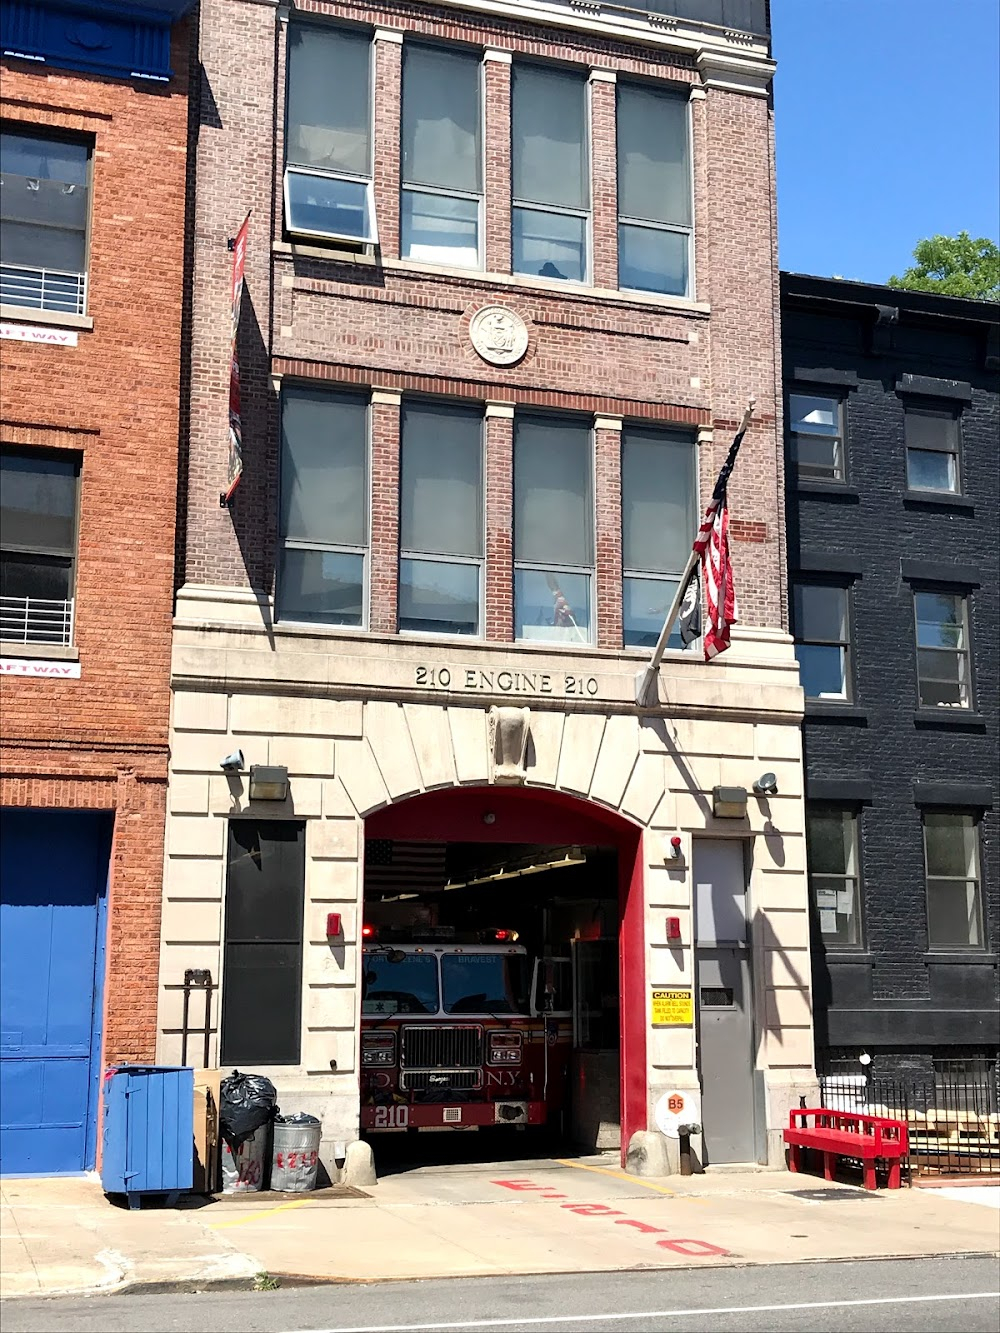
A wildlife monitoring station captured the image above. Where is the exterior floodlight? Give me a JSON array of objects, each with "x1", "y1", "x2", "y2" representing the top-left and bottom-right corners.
[
  {"x1": 712, "y1": 785, "x2": 748, "y2": 819},
  {"x1": 220, "y1": 749, "x2": 244, "y2": 772},
  {"x1": 753, "y1": 772, "x2": 779, "y2": 796},
  {"x1": 248, "y1": 764, "x2": 289, "y2": 801}
]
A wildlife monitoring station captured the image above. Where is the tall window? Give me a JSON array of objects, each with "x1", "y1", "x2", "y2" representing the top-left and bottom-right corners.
[
  {"x1": 399, "y1": 402, "x2": 483, "y2": 635},
  {"x1": 278, "y1": 388, "x2": 368, "y2": 627},
  {"x1": 0, "y1": 450, "x2": 79, "y2": 646},
  {"x1": 806, "y1": 808, "x2": 862, "y2": 947},
  {"x1": 914, "y1": 590, "x2": 973, "y2": 709},
  {"x1": 905, "y1": 407, "x2": 961, "y2": 494},
  {"x1": 923, "y1": 813, "x2": 983, "y2": 949},
  {"x1": 788, "y1": 392, "x2": 845, "y2": 482},
  {"x1": 617, "y1": 83, "x2": 691, "y2": 297},
  {"x1": 621, "y1": 427, "x2": 696, "y2": 647},
  {"x1": 221, "y1": 821, "x2": 305, "y2": 1065},
  {"x1": 793, "y1": 584, "x2": 852, "y2": 701},
  {"x1": 514, "y1": 416, "x2": 593, "y2": 642},
  {"x1": 512, "y1": 65, "x2": 589, "y2": 283},
  {"x1": 401, "y1": 44, "x2": 482, "y2": 268},
  {"x1": 284, "y1": 24, "x2": 376, "y2": 244},
  {"x1": 0, "y1": 130, "x2": 90, "y2": 314}
]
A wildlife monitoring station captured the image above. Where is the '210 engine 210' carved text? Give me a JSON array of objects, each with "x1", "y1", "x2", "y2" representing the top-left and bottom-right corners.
[{"x1": 415, "y1": 666, "x2": 599, "y2": 697}]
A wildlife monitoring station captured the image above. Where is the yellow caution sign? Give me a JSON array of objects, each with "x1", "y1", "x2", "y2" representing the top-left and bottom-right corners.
[{"x1": 651, "y1": 988, "x2": 694, "y2": 1026}]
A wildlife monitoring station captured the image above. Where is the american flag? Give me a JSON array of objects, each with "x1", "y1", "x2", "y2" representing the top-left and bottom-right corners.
[
  {"x1": 364, "y1": 840, "x2": 449, "y2": 895},
  {"x1": 689, "y1": 412, "x2": 751, "y2": 661}
]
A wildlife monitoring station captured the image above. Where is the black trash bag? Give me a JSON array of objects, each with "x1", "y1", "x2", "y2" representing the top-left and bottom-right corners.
[{"x1": 219, "y1": 1070, "x2": 278, "y2": 1149}]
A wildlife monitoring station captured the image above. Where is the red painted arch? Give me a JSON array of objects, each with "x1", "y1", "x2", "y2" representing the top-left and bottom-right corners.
[{"x1": 366, "y1": 786, "x2": 646, "y2": 1164}]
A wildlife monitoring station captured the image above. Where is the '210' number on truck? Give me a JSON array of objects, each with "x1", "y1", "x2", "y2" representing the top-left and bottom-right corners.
[{"x1": 373, "y1": 1105, "x2": 409, "y2": 1129}]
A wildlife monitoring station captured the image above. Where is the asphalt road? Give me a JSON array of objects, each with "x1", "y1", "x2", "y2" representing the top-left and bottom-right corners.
[{"x1": 3, "y1": 1256, "x2": 998, "y2": 1333}]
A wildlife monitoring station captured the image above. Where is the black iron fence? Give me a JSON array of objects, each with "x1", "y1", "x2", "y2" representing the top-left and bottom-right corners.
[{"x1": 818, "y1": 1059, "x2": 999, "y2": 1178}]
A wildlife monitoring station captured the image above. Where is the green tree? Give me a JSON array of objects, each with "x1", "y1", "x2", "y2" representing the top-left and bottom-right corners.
[{"x1": 887, "y1": 232, "x2": 1000, "y2": 300}]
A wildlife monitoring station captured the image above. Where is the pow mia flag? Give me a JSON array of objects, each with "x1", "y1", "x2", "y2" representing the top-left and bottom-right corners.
[{"x1": 678, "y1": 569, "x2": 701, "y2": 647}]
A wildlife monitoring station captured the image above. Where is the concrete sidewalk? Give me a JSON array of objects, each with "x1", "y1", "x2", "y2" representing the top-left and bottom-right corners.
[{"x1": 3, "y1": 1158, "x2": 998, "y2": 1299}]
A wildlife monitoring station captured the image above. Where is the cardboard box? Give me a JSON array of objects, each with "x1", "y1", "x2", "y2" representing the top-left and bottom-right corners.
[{"x1": 192, "y1": 1069, "x2": 222, "y2": 1194}]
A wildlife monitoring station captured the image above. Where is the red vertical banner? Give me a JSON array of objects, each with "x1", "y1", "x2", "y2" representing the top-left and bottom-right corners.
[{"x1": 222, "y1": 212, "x2": 251, "y2": 505}]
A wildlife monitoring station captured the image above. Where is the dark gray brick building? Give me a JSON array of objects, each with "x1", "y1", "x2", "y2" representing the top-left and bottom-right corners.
[{"x1": 781, "y1": 272, "x2": 999, "y2": 1088}]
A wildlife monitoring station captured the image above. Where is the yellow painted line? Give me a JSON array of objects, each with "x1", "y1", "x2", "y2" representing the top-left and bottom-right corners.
[
  {"x1": 206, "y1": 1198, "x2": 313, "y2": 1229},
  {"x1": 556, "y1": 1158, "x2": 709, "y2": 1202}
]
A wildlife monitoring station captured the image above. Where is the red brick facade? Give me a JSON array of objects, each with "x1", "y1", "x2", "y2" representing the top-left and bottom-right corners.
[
  {"x1": 0, "y1": 29, "x2": 191, "y2": 1068},
  {"x1": 182, "y1": 0, "x2": 785, "y2": 637}
]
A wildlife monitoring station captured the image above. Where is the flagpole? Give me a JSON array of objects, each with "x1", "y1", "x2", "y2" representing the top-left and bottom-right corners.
[{"x1": 634, "y1": 398, "x2": 756, "y2": 707}]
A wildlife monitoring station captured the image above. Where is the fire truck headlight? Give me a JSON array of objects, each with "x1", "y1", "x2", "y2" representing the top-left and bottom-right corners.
[
  {"x1": 488, "y1": 1031, "x2": 523, "y2": 1065},
  {"x1": 361, "y1": 1031, "x2": 397, "y2": 1067}
]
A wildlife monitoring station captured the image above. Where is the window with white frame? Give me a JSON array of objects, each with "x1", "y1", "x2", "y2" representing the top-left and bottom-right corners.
[
  {"x1": 905, "y1": 407, "x2": 962, "y2": 494},
  {"x1": 616, "y1": 83, "x2": 692, "y2": 297},
  {"x1": 399, "y1": 402, "x2": 483, "y2": 635},
  {"x1": 793, "y1": 583, "x2": 852, "y2": 701},
  {"x1": 806, "y1": 807, "x2": 863, "y2": 947},
  {"x1": 621, "y1": 426, "x2": 697, "y2": 648},
  {"x1": 788, "y1": 392, "x2": 846, "y2": 482},
  {"x1": 401, "y1": 44, "x2": 482, "y2": 268},
  {"x1": 278, "y1": 388, "x2": 368, "y2": 626},
  {"x1": 283, "y1": 24, "x2": 377, "y2": 245},
  {"x1": 914, "y1": 589, "x2": 973, "y2": 708},
  {"x1": 0, "y1": 129, "x2": 90, "y2": 314},
  {"x1": 514, "y1": 416, "x2": 593, "y2": 642},
  {"x1": 0, "y1": 450, "x2": 79, "y2": 647},
  {"x1": 512, "y1": 64, "x2": 589, "y2": 284},
  {"x1": 923, "y1": 812, "x2": 983, "y2": 949}
]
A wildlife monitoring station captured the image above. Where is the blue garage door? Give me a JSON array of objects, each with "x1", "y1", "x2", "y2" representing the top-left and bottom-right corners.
[{"x1": 0, "y1": 810, "x2": 111, "y2": 1175}]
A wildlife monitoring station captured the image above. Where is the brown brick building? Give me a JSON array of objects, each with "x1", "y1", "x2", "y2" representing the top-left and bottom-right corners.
[
  {"x1": 0, "y1": 2, "x2": 192, "y2": 1172},
  {"x1": 165, "y1": 0, "x2": 813, "y2": 1178}
]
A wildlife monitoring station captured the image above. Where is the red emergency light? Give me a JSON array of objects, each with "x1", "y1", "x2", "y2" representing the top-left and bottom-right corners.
[
  {"x1": 361, "y1": 923, "x2": 376, "y2": 939},
  {"x1": 494, "y1": 929, "x2": 513, "y2": 942}
]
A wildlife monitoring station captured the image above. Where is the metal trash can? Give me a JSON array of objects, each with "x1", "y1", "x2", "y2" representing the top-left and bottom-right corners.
[
  {"x1": 101, "y1": 1065, "x2": 194, "y2": 1209},
  {"x1": 270, "y1": 1113, "x2": 322, "y2": 1192},
  {"x1": 220, "y1": 1123, "x2": 268, "y2": 1193}
]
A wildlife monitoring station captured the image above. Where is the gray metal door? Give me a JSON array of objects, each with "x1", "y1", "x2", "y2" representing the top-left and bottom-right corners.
[{"x1": 693, "y1": 840, "x2": 756, "y2": 1164}]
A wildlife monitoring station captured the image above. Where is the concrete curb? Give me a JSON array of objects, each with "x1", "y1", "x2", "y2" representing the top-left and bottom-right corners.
[{"x1": 7, "y1": 1249, "x2": 999, "y2": 1300}]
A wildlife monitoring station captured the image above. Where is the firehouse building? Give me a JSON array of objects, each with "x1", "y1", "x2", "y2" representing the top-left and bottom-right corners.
[{"x1": 162, "y1": 0, "x2": 813, "y2": 1174}]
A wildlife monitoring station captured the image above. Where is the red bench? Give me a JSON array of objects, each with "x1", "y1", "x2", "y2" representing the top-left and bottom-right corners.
[{"x1": 784, "y1": 1108, "x2": 908, "y2": 1190}]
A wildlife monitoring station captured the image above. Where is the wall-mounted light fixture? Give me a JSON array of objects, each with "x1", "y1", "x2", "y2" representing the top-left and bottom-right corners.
[
  {"x1": 712, "y1": 785, "x2": 748, "y2": 819},
  {"x1": 248, "y1": 764, "x2": 289, "y2": 801},
  {"x1": 220, "y1": 749, "x2": 244, "y2": 772},
  {"x1": 753, "y1": 772, "x2": 779, "y2": 796},
  {"x1": 668, "y1": 835, "x2": 683, "y2": 860}
]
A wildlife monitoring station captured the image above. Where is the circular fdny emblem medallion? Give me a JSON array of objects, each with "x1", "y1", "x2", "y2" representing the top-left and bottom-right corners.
[{"x1": 469, "y1": 305, "x2": 529, "y2": 366}]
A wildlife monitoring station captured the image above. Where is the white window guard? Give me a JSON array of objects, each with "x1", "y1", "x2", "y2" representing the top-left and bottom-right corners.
[
  {"x1": 0, "y1": 596, "x2": 75, "y2": 646},
  {"x1": 0, "y1": 264, "x2": 87, "y2": 316}
]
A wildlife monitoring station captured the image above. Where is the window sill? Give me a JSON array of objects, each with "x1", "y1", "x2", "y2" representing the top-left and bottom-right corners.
[
  {"x1": 922, "y1": 951, "x2": 996, "y2": 965},
  {"x1": 904, "y1": 491, "x2": 975, "y2": 512},
  {"x1": 913, "y1": 709, "x2": 986, "y2": 730},
  {"x1": 792, "y1": 480, "x2": 860, "y2": 502},
  {"x1": 273, "y1": 242, "x2": 711, "y2": 315},
  {"x1": 804, "y1": 702, "x2": 867, "y2": 722},
  {"x1": 0, "y1": 641, "x2": 79, "y2": 660},
  {"x1": 273, "y1": 239, "x2": 378, "y2": 266},
  {"x1": 0, "y1": 304, "x2": 93, "y2": 331}
]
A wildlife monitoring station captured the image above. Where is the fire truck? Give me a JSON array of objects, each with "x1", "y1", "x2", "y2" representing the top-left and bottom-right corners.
[{"x1": 360, "y1": 925, "x2": 572, "y2": 1133}]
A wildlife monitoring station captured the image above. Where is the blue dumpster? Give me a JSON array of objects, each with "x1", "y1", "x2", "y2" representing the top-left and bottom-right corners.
[{"x1": 101, "y1": 1066, "x2": 194, "y2": 1209}]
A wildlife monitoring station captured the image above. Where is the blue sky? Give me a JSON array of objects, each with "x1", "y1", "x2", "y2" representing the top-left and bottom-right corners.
[{"x1": 772, "y1": 0, "x2": 1000, "y2": 283}]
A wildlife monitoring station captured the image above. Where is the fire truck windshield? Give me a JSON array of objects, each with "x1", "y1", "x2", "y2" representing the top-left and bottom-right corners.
[
  {"x1": 362, "y1": 951, "x2": 439, "y2": 1015},
  {"x1": 441, "y1": 952, "x2": 531, "y2": 1016}
]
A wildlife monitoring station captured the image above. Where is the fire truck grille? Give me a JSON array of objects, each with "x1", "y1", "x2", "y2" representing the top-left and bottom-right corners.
[
  {"x1": 400, "y1": 1070, "x2": 482, "y2": 1092},
  {"x1": 401, "y1": 1025, "x2": 483, "y2": 1070}
]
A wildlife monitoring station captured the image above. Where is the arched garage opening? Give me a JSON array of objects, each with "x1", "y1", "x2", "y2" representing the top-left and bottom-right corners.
[{"x1": 362, "y1": 786, "x2": 645, "y2": 1168}]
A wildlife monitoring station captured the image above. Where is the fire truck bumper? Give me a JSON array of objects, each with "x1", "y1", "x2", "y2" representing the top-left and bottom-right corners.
[{"x1": 362, "y1": 1100, "x2": 547, "y2": 1131}]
